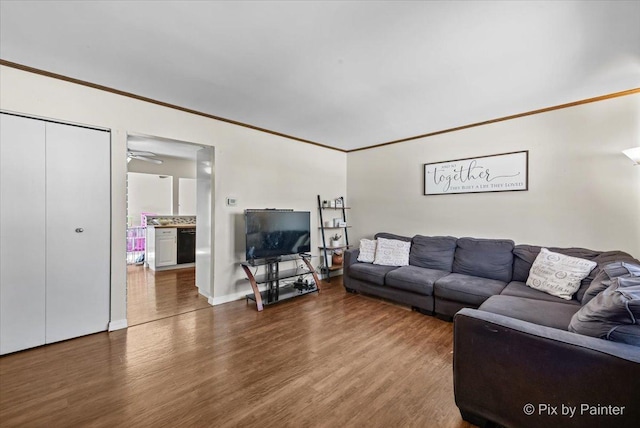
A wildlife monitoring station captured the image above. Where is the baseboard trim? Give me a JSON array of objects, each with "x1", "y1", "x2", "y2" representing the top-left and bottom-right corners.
[
  {"x1": 198, "y1": 288, "x2": 211, "y2": 299},
  {"x1": 108, "y1": 319, "x2": 128, "y2": 331},
  {"x1": 209, "y1": 284, "x2": 274, "y2": 306},
  {"x1": 209, "y1": 290, "x2": 250, "y2": 306},
  {"x1": 319, "y1": 269, "x2": 343, "y2": 280}
]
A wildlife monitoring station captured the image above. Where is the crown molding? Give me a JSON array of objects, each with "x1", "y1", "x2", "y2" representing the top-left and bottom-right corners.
[
  {"x1": 0, "y1": 59, "x2": 345, "y2": 153},
  {"x1": 2, "y1": 59, "x2": 637, "y2": 155},
  {"x1": 348, "y1": 88, "x2": 640, "y2": 153}
]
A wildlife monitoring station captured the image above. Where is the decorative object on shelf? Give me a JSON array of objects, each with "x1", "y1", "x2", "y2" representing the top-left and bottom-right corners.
[
  {"x1": 335, "y1": 197, "x2": 344, "y2": 208},
  {"x1": 325, "y1": 254, "x2": 333, "y2": 267},
  {"x1": 337, "y1": 220, "x2": 347, "y2": 227},
  {"x1": 322, "y1": 200, "x2": 329, "y2": 208},
  {"x1": 330, "y1": 233, "x2": 342, "y2": 248},
  {"x1": 329, "y1": 200, "x2": 336, "y2": 208},
  {"x1": 333, "y1": 217, "x2": 342, "y2": 227},
  {"x1": 423, "y1": 150, "x2": 528, "y2": 195},
  {"x1": 332, "y1": 249, "x2": 343, "y2": 266}
]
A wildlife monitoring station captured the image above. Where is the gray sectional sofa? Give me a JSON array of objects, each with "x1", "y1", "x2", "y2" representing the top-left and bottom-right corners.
[
  {"x1": 343, "y1": 232, "x2": 640, "y2": 427},
  {"x1": 343, "y1": 232, "x2": 636, "y2": 321}
]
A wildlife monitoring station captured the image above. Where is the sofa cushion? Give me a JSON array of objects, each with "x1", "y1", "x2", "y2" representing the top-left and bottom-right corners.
[
  {"x1": 576, "y1": 252, "x2": 640, "y2": 302},
  {"x1": 349, "y1": 263, "x2": 398, "y2": 286},
  {"x1": 452, "y1": 237, "x2": 514, "y2": 282},
  {"x1": 374, "y1": 232, "x2": 412, "y2": 242},
  {"x1": 512, "y1": 245, "x2": 621, "y2": 302},
  {"x1": 500, "y1": 281, "x2": 581, "y2": 306},
  {"x1": 385, "y1": 265, "x2": 448, "y2": 296},
  {"x1": 373, "y1": 237, "x2": 411, "y2": 267},
  {"x1": 512, "y1": 245, "x2": 600, "y2": 283},
  {"x1": 434, "y1": 273, "x2": 507, "y2": 306},
  {"x1": 580, "y1": 270, "x2": 612, "y2": 306},
  {"x1": 569, "y1": 276, "x2": 640, "y2": 346},
  {"x1": 608, "y1": 325, "x2": 640, "y2": 346},
  {"x1": 604, "y1": 261, "x2": 640, "y2": 278},
  {"x1": 357, "y1": 239, "x2": 377, "y2": 263},
  {"x1": 526, "y1": 248, "x2": 597, "y2": 301},
  {"x1": 479, "y1": 295, "x2": 580, "y2": 330},
  {"x1": 582, "y1": 261, "x2": 640, "y2": 305},
  {"x1": 409, "y1": 235, "x2": 457, "y2": 272}
]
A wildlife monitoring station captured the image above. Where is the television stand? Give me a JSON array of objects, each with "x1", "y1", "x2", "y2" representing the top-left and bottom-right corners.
[{"x1": 240, "y1": 254, "x2": 321, "y2": 311}]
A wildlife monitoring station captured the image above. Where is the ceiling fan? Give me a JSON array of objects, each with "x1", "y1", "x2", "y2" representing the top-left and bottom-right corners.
[{"x1": 127, "y1": 150, "x2": 163, "y2": 164}]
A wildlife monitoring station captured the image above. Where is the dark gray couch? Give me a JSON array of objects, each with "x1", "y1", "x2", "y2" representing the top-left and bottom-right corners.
[
  {"x1": 453, "y1": 308, "x2": 640, "y2": 428},
  {"x1": 343, "y1": 232, "x2": 636, "y2": 320},
  {"x1": 344, "y1": 232, "x2": 640, "y2": 427}
]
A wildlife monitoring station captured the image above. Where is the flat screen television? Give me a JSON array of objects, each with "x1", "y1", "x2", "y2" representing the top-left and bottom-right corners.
[{"x1": 245, "y1": 209, "x2": 311, "y2": 261}]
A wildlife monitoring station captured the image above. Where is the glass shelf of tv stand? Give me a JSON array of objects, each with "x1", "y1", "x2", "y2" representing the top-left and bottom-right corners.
[
  {"x1": 245, "y1": 266, "x2": 313, "y2": 285},
  {"x1": 240, "y1": 254, "x2": 320, "y2": 310},
  {"x1": 241, "y1": 254, "x2": 308, "y2": 267},
  {"x1": 246, "y1": 283, "x2": 319, "y2": 307}
]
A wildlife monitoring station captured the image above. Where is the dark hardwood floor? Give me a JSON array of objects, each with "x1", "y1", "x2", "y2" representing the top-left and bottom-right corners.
[
  {"x1": 0, "y1": 277, "x2": 473, "y2": 427},
  {"x1": 126, "y1": 265, "x2": 210, "y2": 326}
]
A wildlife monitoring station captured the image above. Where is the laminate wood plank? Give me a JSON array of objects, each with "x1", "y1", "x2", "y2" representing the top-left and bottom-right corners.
[
  {"x1": 126, "y1": 265, "x2": 210, "y2": 326},
  {"x1": 0, "y1": 277, "x2": 473, "y2": 427}
]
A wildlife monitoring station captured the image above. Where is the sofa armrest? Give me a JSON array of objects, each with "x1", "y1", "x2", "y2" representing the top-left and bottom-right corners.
[
  {"x1": 343, "y1": 248, "x2": 360, "y2": 289},
  {"x1": 344, "y1": 248, "x2": 360, "y2": 271},
  {"x1": 453, "y1": 308, "x2": 640, "y2": 428}
]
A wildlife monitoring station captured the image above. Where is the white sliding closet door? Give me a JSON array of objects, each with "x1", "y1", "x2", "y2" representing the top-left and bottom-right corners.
[
  {"x1": 45, "y1": 122, "x2": 111, "y2": 343},
  {"x1": 0, "y1": 114, "x2": 47, "y2": 355}
]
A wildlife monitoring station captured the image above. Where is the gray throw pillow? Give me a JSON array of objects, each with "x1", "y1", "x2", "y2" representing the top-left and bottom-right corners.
[
  {"x1": 569, "y1": 276, "x2": 640, "y2": 346},
  {"x1": 582, "y1": 261, "x2": 640, "y2": 305},
  {"x1": 604, "y1": 261, "x2": 640, "y2": 278}
]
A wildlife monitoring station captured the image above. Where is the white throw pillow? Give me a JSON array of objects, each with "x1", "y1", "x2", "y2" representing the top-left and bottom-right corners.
[
  {"x1": 526, "y1": 248, "x2": 597, "y2": 300},
  {"x1": 373, "y1": 237, "x2": 411, "y2": 267},
  {"x1": 357, "y1": 239, "x2": 377, "y2": 263}
]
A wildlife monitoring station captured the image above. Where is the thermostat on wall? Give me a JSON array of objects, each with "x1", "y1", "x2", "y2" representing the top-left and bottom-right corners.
[{"x1": 226, "y1": 197, "x2": 238, "y2": 206}]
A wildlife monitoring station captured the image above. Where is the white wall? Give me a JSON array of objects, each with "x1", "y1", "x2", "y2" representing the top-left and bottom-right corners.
[
  {"x1": 178, "y1": 178, "x2": 196, "y2": 215},
  {"x1": 128, "y1": 155, "x2": 196, "y2": 215},
  {"x1": 0, "y1": 65, "x2": 347, "y2": 326},
  {"x1": 348, "y1": 93, "x2": 640, "y2": 258},
  {"x1": 126, "y1": 172, "x2": 173, "y2": 226}
]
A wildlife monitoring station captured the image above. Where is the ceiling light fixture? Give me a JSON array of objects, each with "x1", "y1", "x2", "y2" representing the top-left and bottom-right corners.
[
  {"x1": 127, "y1": 150, "x2": 164, "y2": 164},
  {"x1": 622, "y1": 147, "x2": 640, "y2": 165}
]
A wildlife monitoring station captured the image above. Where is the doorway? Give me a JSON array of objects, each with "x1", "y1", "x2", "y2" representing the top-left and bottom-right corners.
[{"x1": 125, "y1": 133, "x2": 214, "y2": 326}]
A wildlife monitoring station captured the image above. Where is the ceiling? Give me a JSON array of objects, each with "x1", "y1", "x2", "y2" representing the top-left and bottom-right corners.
[{"x1": 1, "y1": 1, "x2": 639, "y2": 151}]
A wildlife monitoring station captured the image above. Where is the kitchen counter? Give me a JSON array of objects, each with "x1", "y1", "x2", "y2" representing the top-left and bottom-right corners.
[{"x1": 149, "y1": 224, "x2": 196, "y2": 229}]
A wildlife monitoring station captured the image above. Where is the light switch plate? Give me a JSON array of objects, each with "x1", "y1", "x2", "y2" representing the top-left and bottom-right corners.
[{"x1": 226, "y1": 197, "x2": 237, "y2": 206}]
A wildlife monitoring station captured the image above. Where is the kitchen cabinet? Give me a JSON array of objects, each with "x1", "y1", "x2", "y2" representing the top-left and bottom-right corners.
[
  {"x1": 146, "y1": 226, "x2": 196, "y2": 271},
  {"x1": 0, "y1": 113, "x2": 111, "y2": 355},
  {"x1": 156, "y1": 228, "x2": 178, "y2": 267}
]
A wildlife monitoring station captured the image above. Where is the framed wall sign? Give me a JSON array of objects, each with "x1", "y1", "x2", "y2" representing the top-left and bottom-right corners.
[{"x1": 423, "y1": 150, "x2": 528, "y2": 195}]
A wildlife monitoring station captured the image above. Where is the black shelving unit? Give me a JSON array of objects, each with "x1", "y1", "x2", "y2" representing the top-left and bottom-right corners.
[{"x1": 317, "y1": 195, "x2": 351, "y2": 282}]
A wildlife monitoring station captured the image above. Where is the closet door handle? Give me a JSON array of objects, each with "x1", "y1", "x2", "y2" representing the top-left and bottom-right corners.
[{"x1": 75, "y1": 228, "x2": 84, "y2": 233}]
